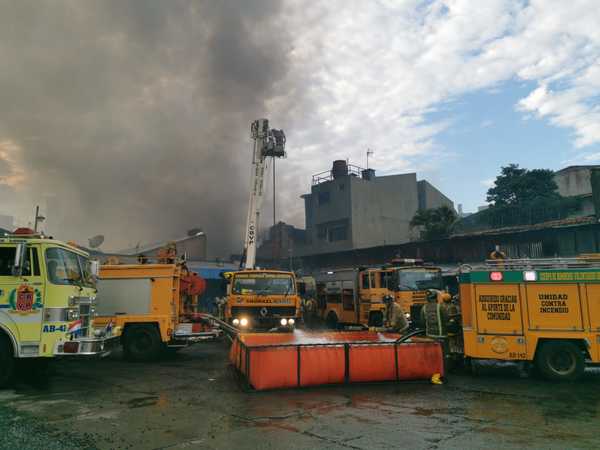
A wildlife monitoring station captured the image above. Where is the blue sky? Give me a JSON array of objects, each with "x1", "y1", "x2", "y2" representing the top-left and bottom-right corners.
[
  {"x1": 275, "y1": 0, "x2": 600, "y2": 229},
  {"x1": 421, "y1": 79, "x2": 597, "y2": 212}
]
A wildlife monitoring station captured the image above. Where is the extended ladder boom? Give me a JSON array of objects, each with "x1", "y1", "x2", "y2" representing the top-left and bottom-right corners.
[{"x1": 243, "y1": 119, "x2": 286, "y2": 269}]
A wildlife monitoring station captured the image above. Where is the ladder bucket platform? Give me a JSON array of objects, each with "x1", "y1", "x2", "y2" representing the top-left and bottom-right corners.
[{"x1": 230, "y1": 331, "x2": 444, "y2": 391}]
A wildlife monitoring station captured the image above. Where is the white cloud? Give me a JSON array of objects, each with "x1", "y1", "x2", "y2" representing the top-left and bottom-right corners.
[
  {"x1": 270, "y1": 0, "x2": 600, "y2": 227},
  {"x1": 481, "y1": 178, "x2": 496, "y2": 189}
]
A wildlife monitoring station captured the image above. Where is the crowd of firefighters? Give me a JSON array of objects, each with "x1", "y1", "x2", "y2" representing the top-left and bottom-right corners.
[{"x1": 381, "y1": 289, "x2": 461, "y2": 363}]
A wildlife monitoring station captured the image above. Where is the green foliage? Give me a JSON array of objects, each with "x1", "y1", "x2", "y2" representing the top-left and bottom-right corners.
[
  {"x1": 410, "y1": 205, "x2": 457, "y2": 240},
  {"x1": 453, "y1": 164, "x2": 583, "y2": 233},
  {"x1": 486, "y1": 164, "x2": 559, "y2": 206}
]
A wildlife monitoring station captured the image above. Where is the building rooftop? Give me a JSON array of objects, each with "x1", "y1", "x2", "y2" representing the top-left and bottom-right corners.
[
  {"x1": 555, "y1": 165, "x2": 600, "y2": 174},
  {"x1": 451, "y1": 215, "x2": 597, "y2": 239},
  {"x1": 118, "y1": 232, "x2": 206, "y2": 255}
]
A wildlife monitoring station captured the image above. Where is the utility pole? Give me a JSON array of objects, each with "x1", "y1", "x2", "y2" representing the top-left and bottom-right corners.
[
  {"x1": 273, "y1": 158, "x2": 276, "y2": 228},
  {"x1": 367, "y1": 148, "x2": 374, "y2": 169},
  {"x1": 33, "y1": 205, "x2": 45, "y2": 232},
  {"x1": 272, "y1": 158, "x2": 278, "y2": 266}
]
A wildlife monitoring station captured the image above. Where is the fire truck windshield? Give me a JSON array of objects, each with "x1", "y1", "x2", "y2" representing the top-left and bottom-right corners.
[
  {"x1": 46, "y1": 247, "x2": 96, "y2": 288},
  {"x1": 232, "y1": 274, "x2": 294, "y2": 295},
  {"x1": 396, "y1": 270, "x2": 442, "y2": 291}
]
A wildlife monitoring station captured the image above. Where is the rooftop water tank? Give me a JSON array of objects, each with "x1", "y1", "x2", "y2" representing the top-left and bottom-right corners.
[{"x1": 332, "y1": 160, "x2": 348, "y2": 179}]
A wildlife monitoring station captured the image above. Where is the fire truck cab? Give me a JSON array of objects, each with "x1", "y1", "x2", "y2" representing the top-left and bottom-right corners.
[
  {"x1": 0, "y1": 230, "x2": 118, "y2": 387},
  {"x1": 225, "y1": 270, "x2": 301, "y2": 331},
  {"x1": 315, "y1": 261, "x2": 444, "y2": 329}
]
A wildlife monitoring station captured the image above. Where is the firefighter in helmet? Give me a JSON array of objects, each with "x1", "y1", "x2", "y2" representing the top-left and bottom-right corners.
[{"x1": 383, "y1": 295, "x2": 409, "y2": 334}]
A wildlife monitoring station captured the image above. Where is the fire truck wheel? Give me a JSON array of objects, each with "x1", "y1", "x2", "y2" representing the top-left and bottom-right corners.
[
  {"x1": 0, "y1": 335, "x2": 15, "y2": 388},
  {"x1": 536, "y1": 341, "x2": 584, "y2": 381},
  {"x1": 123, "y1": 325, "x2": 162, "y2": 362}
]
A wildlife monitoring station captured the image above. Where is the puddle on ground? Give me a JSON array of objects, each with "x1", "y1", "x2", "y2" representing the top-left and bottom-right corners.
[{"x1": 126, "y1": 396, "x2": 159, "y2": 408}]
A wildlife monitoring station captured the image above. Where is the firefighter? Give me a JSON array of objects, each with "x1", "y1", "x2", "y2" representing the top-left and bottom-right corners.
[
  {"x1": 383, "y1": 295, "x2": 409, "y2": 334},
  {"x1": 489, "y1": 244, "x2": 506, "y2": 260},
  {"x1": 421, "y1": 290, "x2": 450, "y2": 358},
  {"x1": 444, "y1": 294, "x2": 461, "y2": 333}
]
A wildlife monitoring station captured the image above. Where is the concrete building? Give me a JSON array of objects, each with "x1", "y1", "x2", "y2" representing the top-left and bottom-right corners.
[
  {"x1": 256, "y1": 221, "x2": 306, "y2": 267},
  {"x1": 300, "y1": 161, "x2": 454, "y2": 255},
  {"x1": 554, "y1": 165, "x2": 600, "y2": 216}
]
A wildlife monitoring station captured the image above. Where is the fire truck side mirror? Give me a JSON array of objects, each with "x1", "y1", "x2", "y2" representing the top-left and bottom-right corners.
[
  {"x1": 90, "y1": 260, "x2": 100, "y2": 278},
  {"x1": 12, "y1": 243, "x2": 27, "y2": 277}
]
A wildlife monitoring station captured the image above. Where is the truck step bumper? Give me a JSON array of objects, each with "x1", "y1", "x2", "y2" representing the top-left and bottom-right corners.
[{"x1": 54, "y1": 335, "x2": 120, "y2": 357}]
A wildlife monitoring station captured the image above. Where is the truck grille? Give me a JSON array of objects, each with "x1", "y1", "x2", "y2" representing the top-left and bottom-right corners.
[
  {"x1": 231, "y1": 306, "x2": 297, "y2": 318},
  {"x1": 79, "y1": 304, "x2": 91, "y2": 337}
]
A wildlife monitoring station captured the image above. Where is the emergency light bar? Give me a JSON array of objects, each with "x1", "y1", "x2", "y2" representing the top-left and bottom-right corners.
[
  {"x1": 523, "y1": 270, "x2": 537, "y2": 281},
  {"x1": 489, "y1": 271, "x2": 503, "y2": 281}
]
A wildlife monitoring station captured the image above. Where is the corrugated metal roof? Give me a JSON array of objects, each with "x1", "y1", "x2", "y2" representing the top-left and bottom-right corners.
[{"x1": 450, "y1": 215, "x2": 597, "y2": 238}]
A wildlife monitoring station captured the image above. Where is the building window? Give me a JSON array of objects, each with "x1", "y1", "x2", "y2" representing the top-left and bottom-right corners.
[
  {"x1": 318, "y1": 191, "x2": 330, "y2": 205},
  {"x1": 328, "y1": 225, "x2": 347, "y2": 242},
  {"x1": 316, "y1": 219, "x2": 349, "y2": 243},
  {"x1": 317, "y1": 225, "x2": 327, "y2": 240}
]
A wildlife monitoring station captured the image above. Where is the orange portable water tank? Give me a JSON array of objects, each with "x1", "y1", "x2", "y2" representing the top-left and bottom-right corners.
[{"x1": 230, "y1": 331, "x2": 444, "y2": 391}]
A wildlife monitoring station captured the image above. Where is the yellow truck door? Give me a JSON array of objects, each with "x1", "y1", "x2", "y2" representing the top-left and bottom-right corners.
[{"x1": 0, "y1": 245, "x2": 44, "y2": 356}]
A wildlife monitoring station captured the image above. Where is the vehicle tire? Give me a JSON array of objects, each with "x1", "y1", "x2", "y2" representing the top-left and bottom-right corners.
[
  {"x1": 123, "y1": 325, "x2": 162, "y2": 362},
  {"x1": 326, "y1": 312, "x2": 339, "y2": 330},
  {"x1": 0, "y1": 335, "x2": 15, "y2": 388},
  {"x1": 535, "y1": 341, "x2": 584, "y2": 381}
]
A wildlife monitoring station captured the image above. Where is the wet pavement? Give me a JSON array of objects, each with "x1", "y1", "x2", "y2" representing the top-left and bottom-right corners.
[{"x1": 1, "y1": 339, "x2": 599, "y2": 450}]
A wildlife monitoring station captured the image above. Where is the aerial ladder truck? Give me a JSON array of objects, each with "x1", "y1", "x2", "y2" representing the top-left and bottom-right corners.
[{"x1": 224, "y1": 119, "x2": 301, "y2": 331}]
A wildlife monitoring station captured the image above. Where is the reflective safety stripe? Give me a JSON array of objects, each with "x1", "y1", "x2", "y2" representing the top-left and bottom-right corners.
[{"x1": 426, "y1": 303, "x2": 446, "y2": 338}]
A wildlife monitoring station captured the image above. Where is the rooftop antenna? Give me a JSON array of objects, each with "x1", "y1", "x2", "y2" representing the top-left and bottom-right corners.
[{"x1": 366, "y1": 148, "x2": 374, "y2": 169}]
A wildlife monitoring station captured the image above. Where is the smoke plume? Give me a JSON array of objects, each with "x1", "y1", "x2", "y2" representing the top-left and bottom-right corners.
[{"x1": 0, "y1": 0, "x2": 293, "y2": 256}]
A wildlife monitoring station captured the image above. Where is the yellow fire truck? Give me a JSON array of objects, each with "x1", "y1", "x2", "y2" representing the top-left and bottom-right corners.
[
  {"x1": 0, "y1": 229, "x2": 118, "y2": 387},
  {"x1": 94, "y1": 263, "x2": 221, "y2": 361},
  {"x1": 224, "y1": 270, "x2": 301, "y2": 330},
  {"x1": 459, "y1": 258, "x2": 600, "y2": 380},
  {"x1": 314, "y1": 261, "x2": 444, "y2": 328}
]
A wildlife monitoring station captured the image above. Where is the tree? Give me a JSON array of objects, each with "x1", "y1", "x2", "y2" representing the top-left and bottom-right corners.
[
  {"x1": 486, "y1": 164, "x2": 559, "y2": 206},
  {"x1": 410, "y1": 205, "x2": 457, "y2": 240}
]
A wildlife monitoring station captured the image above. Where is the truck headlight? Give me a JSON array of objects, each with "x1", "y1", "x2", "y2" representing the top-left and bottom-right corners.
[
  {"x1": 233, "y1": 318, "x2": 240, "y2": 326},
  {"x1": 66, "y1": 309, "x2": 80, "y2": 321},
  {"x1": 288, "y1": 318, "x2": 295, "y2": 325},
  {"x1": 280, "y1": 318, "x2": 288, "y2": 326},
  {"x1": 240, "y1": 318, "x2": 248, "y2": 327}
]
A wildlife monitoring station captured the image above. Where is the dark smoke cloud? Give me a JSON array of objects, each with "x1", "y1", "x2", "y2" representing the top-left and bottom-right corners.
[{"x1": 0, "y1": 0, "x2": 293, "y2": 256}]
